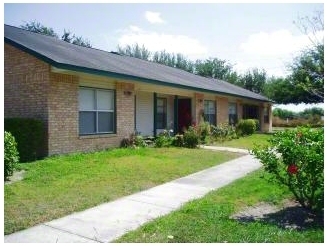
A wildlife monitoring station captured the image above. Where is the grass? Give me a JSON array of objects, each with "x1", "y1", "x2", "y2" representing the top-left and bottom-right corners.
[
  {"x1": 4, "y1": 147, "x2": 241, "y2": 235},
  {"x1": 212, "y1": 133, "x2": 272, "y2": 149},
  {"x1": 115, "y1": 169, "x2": 323, "y2": 243}
]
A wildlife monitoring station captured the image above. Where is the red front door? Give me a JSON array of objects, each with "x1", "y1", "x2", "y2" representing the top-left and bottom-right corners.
[{"x1": 178, "y1": 99, "x2": 192, "y2": 133}]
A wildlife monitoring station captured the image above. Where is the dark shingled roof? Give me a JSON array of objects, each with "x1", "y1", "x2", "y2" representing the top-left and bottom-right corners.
[{"x1": 4, "y1": 24, "x2": 271, "y2": 102}]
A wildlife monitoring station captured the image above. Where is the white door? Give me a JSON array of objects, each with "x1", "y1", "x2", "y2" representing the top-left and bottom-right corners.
[{"x1": 135, "y1": 91, "x2": 154, "y2": 136}]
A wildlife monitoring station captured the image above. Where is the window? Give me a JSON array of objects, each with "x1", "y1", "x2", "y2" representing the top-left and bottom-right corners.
[
  {"x1": 264, "y1": 107, "x2": 269, "y2": 123},
  {"x1": 204, "y1": 100, "x2": 216, "y2": 125},
  {"x1": 156, "y1": 98, "x2": 167, "y2": 129},
  {"x1": 228, "y1": 103, "x2": 237, "y2": 125},
  {"x1": 79, "y1": 87, "x2": 115, "y2": 135},
  {"x1": 242, "y1": 105, "x2": 259, "y2": 120}
]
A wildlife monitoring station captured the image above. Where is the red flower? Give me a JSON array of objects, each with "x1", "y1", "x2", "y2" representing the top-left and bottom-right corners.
[{"x1": 287, "y1": 164, "x2": 298, "y2": 175}]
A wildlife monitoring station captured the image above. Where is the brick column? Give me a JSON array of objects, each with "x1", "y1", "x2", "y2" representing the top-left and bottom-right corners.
[
  {"x1": 116, "y1": 82, "x2": 135, "y2": 137},
  {"x1": 194, "y1": 93, "x2": 204, "y2": 125},
  {"x1": 237, "y1": 99, "x2": 243, "y2": 121},
  {"x1": 217, "y1": 97, "x2": 228, "y2": 124}
]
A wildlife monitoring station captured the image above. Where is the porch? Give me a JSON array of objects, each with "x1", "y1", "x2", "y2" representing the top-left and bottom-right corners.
[{"x1": 134, "y1": 90, "x2": 272, "y2": 137}]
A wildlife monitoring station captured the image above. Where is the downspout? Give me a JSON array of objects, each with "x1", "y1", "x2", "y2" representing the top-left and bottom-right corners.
[
  {"x1": 174, "y1": 95, "x2": 178, "y2": 134},
  {"x1": 153, "y1": 92, "x2": 157, "y2": 137}
]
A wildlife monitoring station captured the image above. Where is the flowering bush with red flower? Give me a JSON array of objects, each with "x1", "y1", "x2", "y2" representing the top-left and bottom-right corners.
[
  {"x1": 251, "y1": 127, "x2": 324, "y2": 212},
  {"x1": 287, "y1": 164, "x2": 298, "y2": 175}
]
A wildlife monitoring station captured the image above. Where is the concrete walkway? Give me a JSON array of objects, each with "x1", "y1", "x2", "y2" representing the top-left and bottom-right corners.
[{"x1": 4, "y1": 147, "x2": 261, "y2": 243}]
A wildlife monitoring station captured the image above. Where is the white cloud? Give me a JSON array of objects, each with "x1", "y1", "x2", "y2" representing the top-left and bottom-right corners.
[
  {"x1": 145, "y1": 11, "x2": 165, "y2": 24},
  {"x1": 129, "y1": 25, "x2": 142, "y2": 32},
  {"x1": 118, "y1": 26, "x2": 208, "y2": 58},
  {"x1": 240, "y1": 29, "x2": 324, "y2": 56},
  {"x1": 236, "y1": 29, "x2": 324, "y2": 77}
]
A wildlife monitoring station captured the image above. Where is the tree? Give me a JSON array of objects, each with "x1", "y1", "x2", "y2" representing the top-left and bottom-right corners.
[
  {"x1": 264, "y1": 76, "x2": 298, "y2": 103},
  {"x1": 272, "y1": 108, "x2": 297, "y2": 120},
  {"x1": 117, "y1": 43, "x2": 151, "y2": 61},
  {"x1": 263, "y1": 11, "x2": 324, "y2": 104},
  {"x1": 61, "y1": 29, "x2": 73, "y2": 43},
  {"x1": 288, "y1": 43, "x2": 324, "y2": 103},
  {"x1": 299, "y1": 107, "x2": 324, "y2": 119},
  {"x1": 267, "y1": 11, "x2": 324, "y2": 104},
  {"x1": 116, "y1": 44, "x2": 268, "y2": 93},
  {"x1": 71, "y1": 36, "x2": 92, "y2": 48},
  {"x1": 20, "y1": 20, "x2": 58, "y2": 38},
  {"x1": 239, "y1": 68, "x2": 266, "y2": 94},
  {"x1": 20, "y1": 21, "x2": 92, "y2": 48},
  {"x1": 194, "y1": 58, "x2": 234, "y2": 81}
]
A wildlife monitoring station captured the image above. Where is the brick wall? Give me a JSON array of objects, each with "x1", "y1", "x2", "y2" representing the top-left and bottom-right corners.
[
  {"x1": 48, "y1": 73, "x2": 79, "y2": 155},
  {"x1": 116, "y1": 82, "x2": 135, "y2": 137},
  {"x1": 48, "y1": 76, "x2": 136, "y2": 155},
  {"x1": 4, "y1": 43, "x2": 50, "y2": 122},
  {"x1": 4, "y1": 43, "x2": 50, "y2": 156},
  {"x1": 5, "y1": 43, "x2": 136, "y2": 156}
]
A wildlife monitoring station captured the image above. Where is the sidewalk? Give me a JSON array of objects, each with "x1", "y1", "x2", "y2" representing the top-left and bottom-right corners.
[{"x1": 4, "y1": 148, "x2": 261, "y2": 243}]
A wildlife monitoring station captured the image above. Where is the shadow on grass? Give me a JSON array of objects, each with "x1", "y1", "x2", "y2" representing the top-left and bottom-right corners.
[{"x1": 231, "y1": 201, "x2": 323, "y2": 231}]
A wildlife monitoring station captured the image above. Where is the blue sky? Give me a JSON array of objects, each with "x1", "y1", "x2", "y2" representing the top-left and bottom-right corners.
[{"x1": 3, "y1": 2, "x2": 324, "y2": 111}]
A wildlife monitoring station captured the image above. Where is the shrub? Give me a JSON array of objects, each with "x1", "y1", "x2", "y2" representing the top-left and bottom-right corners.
[
  {"x1": 172, "y1": 134, "x2": 184, "y2": 147},
  {"x1": 134, "y1": 135, "x2": 148, "y2": 148},
  {"x1": 121, "y1": 132, "x2": 147, "y2": 148},
  {"x1": 154, "y1": 130, "x2": 173, "y2": 148},
  {"x1": 120, "y1": 137, "x2": 132, "y2": 148},
  {"x1": 4, "y1": 118, "x2": 45, "y2": 162},
  {"x1": 236, "y1": 119, "x2": 257, "y2": 136},
  {"x1": 183, "y1": 126, "x2": 199, "y2": 148},
  {"x1": 4, "y1": 131, "x2": 19, "y2": 180},
  {"x1": 251, "y1": 127, "x2": 324, "y2": 212},
  {"x1": 209, "y1": 123, "x2": 238, "y2": 143},
  {"x1": 198, "y1": 121, "x2": 211, "y2": 144}
]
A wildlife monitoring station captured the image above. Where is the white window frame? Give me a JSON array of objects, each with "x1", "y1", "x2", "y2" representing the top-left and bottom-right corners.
[
  {"x1": 204, "y1": 100, "x2": 216, "y2": 125},
  {"x1": 156, "y1": 97, "x2": 167, "y2": 129},
  {"x1": 228, "y1": 102, "x2": 237, "y2": 125},
  {"x1": 79, "y1": 87, "x2": 115, "y2": 135}
]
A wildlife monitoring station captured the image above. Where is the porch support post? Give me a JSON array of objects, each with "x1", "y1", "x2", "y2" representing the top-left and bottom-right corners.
[
  {"x1": 153, "y1": 92, "x2": 157, "y2": 137},
  {"x1": 174, "y1": 95, "x2": 178, "y2": 134}
]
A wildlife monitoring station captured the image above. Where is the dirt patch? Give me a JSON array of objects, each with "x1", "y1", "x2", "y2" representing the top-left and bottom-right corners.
[
  {"x1": 230, "y1": 199, "x2": 323, "y2": 230},
  {"x1": 5, "y1": 170, "x2": 25, "y2": 185}
]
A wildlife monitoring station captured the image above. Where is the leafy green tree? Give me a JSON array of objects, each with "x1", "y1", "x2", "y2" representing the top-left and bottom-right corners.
[
  {"x1": 264, "y1": 77, "x2": 298, "y2": 104},
  {"x1": 20, "y1": 20, "x2": 58, "y2": 38},
  {"x1": 288, "y1": 43, "x2": 323, "y2": 103},
  {"x1": 20, "y1": 21, "x2": 92, "y2": 48},
  {"x1": 265, "y1": 11, "x2": 324, "y2": 104},
  {"x1": 117, "y1": 43, "x2": 151, "y2": 61},
  {"x1": 194, "y1": 58, "x2": 234, "y2": 81},
  {"x1": 272, "y1": 108, "x2": 297, "y2": 120},
  {"x1": 71, "y1": 36, "x2": 92, "y2": 48},
  {"x1": 152, "y1": 50, "x2": 176, "y2": 66},
  {"x1": 299, "y1": 107, "x2": 324, "y2": 119},
  {"x1": 239, "y1": 68, "x2": 266, "y2": 94}
]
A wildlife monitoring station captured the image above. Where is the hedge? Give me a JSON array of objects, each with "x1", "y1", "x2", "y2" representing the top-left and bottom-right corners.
[
  {"x1": 4, "y1": 118, "x2": 45, "y2": 162},
  {"x1": 236, "y1": 119, "x2": 257, "y2": 136}
]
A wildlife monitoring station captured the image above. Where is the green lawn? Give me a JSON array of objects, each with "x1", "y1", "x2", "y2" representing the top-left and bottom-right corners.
[
  {"x1": 213, "y1": 133, "x2": 272, "y2": 149},
  {"x1": 4, "y1": 147, "x2": 241, "y2": 235},
  {"x1": 115, "y1": 169, "x2": 323, "y2": 243}
]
